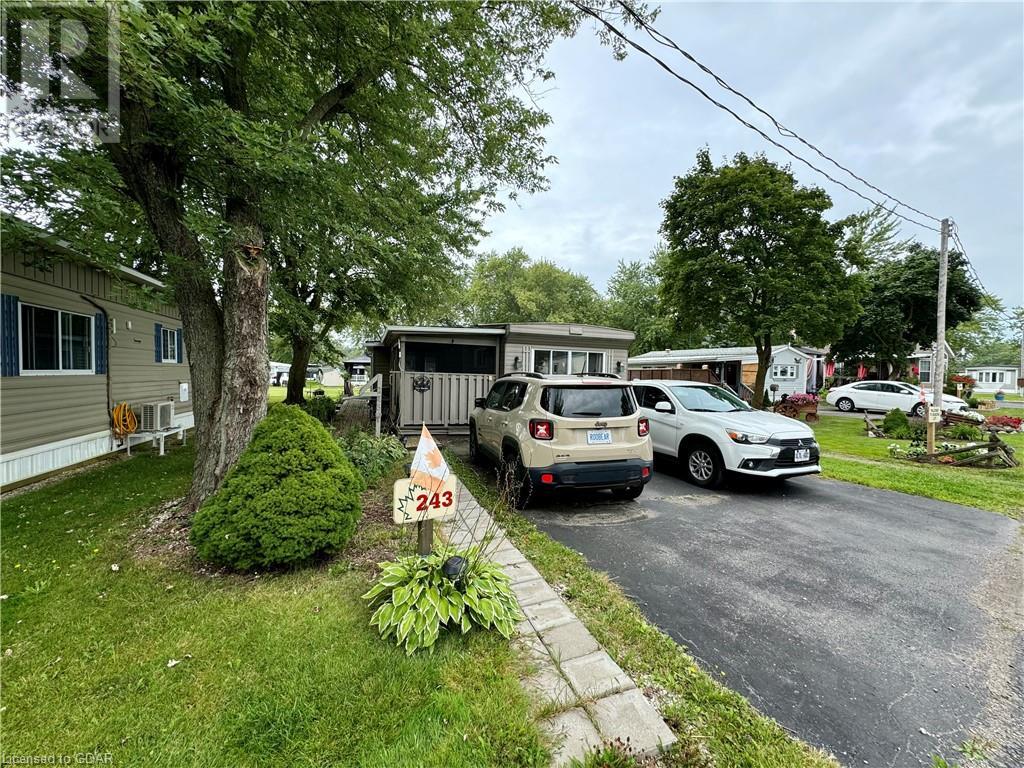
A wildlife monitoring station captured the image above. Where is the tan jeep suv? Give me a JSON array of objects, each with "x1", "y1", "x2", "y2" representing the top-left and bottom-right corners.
[{"x1": 469, "y1": 373, "x2": 654, "y2": 508}]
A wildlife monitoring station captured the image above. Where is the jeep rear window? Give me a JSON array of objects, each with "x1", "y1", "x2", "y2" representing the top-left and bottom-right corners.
[{"x1": 540, "y1": 386, "x2": 636, "y2": 417}]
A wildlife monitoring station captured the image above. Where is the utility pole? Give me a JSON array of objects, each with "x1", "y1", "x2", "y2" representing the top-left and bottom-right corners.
[{"x1": 927, "y1": 218, "x2": 950, "y2": 454}]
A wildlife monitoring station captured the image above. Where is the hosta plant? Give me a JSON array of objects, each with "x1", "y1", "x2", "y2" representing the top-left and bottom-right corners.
[{"x1": 362, "y1": 549, "x2": 522, "y2": 655}]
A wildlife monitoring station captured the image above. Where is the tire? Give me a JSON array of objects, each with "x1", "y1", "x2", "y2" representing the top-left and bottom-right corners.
[
  {"x1": 836, "y1": 397, "x2": 855, "y2": 412},
  {"x1": 468, "y1": 424, "x2": 482, "y2": 465},
  {"x1": 911, "y1": 402, "x2": 926, "y2": 418},
  {"x1": 500, "y1": 451, "x2": 533, "y2": 510},
  {"x1": 682, "y1": 440, "x2": 724, "y2": 489},
  {"x1": 612, "y1": 486, "x2": 644, "y2": 500}
]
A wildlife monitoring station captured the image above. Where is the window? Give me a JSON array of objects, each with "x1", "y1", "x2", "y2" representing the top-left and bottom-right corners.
[
  {"x1": 161, "y1": 327, "x2": 177, "y2": 363},
  {"x1": 918, "y1": 358, "x2": 931, "y2": 383},
  {"x1": 771, "y1": 364, "x2": 798, "y2": 379},
  {"x1": 540, "y1": 386, "x2": 636, "y2": 417},
  {"x1": 497, "y1": 382, "x2": 527, "y2": 411},
  {"x1": 532, "y1": 349, "x2": 605, "y2": 375},
  {"x1": 484, "y1": 382, "x2": 507, "y2": 410},
  {"x1": 20, "y1": 304, "x2": 93, "y2": 374},
  {"x1": 668, "y1": 384, "x2": 751, "y2": 413},
  {"x1": 636, "y1": 385, "x2": 674, "y2": 412}
]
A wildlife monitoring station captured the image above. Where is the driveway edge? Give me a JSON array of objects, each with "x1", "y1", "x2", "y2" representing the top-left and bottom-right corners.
[{"x1": 443, "y1": 480, "x2": 677, "y2": 767}]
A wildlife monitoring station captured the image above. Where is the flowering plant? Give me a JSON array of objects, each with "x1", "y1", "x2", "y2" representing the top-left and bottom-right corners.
[
  {"x1": 784, "y1": 393, "x2": 818, "y2": 406},
  {"x1": 950, "y1": 374, "x2": 976, "y2": 387},
  {"x1": 987, "y1": 415, "x2": 1022, "y2": 430}
]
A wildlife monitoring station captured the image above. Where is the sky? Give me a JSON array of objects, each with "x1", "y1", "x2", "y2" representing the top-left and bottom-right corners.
[{"x1": 478, "y1": 1, "x2": 1024, "y2": 312}]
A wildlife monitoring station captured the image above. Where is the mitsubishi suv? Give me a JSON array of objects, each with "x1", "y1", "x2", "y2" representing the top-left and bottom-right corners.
[
  {"x1": 469, "y1": 373, "x2": 654, "y2": 508},
  {"x1": 632, "y1": 380, "x2": 820, "y2": 488}
]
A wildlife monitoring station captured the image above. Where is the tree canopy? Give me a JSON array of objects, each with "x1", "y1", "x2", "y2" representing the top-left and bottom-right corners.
[
  {"x1": 465, "y1": 248, "x2": 605, "y2": 325},
  {"x1": 604, "y1": 254, "x2": 686, "y2": 353},
  {"x1": 658, "y1": 149, "x2": 867, "y2": 406},
  {"x1": 830, "y1": 243, "x2": 985, "y2": 376}
]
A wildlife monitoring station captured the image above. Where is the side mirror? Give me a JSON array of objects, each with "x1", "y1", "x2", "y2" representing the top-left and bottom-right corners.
[
  {"x1": 474, "y1": 397, "x2": 487, "y2": 408},
  {"x1": 654, "y1": 401, "x2": 674, "y2": 413}
]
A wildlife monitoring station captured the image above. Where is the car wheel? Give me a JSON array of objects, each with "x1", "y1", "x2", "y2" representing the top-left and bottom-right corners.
[
  {"x1": 500, "y1": 451, "x2": 532, "y2": 510},
  {"x1": 836, "y1": 397, "x2": 855, "y2": 412},
  {"x1": 611, "y1": 486, "x2": 644, "y2": 500},
  {"x1": 468, "y1": 425, "x2": 482, "y2": 465},
  {"x1": 911, "y1": 402, "x2": 926, "y2": 418},
  {"x1": 683, "y1": 441, "x2": 724, "y2": 489}
]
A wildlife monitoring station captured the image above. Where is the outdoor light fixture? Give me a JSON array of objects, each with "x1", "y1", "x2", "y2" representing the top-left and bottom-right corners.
[
  {"x1": 513, "y1": 356, "x2": 520, "y2": 370},
  {"x1": 442, "y1": 556, "x2": 467, "y2": 582},
  {"x1": 616, "y1": 361, "x2": 623, "y2": 373}
]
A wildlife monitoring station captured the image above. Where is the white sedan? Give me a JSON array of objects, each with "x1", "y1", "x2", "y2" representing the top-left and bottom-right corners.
[{"x1": 825, "y1": 380, "x2": 968, "y2": 417}]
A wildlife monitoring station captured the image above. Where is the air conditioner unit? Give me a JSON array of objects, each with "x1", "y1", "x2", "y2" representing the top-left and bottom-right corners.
[{"x1": 140, "y1": 401, "x2": 174, "y2": 432}]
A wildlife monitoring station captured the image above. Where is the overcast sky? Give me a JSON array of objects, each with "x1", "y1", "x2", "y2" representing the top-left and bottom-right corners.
[{"x1": 479, "y1": 1, "x2": 1024, "y2": 312}]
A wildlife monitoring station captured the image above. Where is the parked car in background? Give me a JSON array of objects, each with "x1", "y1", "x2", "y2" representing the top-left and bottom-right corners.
[
  {"x1": 825, "y1": 381, "x2": 968, "y2": 416},
  {"x1": 632, "y1": 380, "x2": 820, "y2": 488},
  {"x1": 469, "y1": 373, "x2": 653, "y2": 507}
]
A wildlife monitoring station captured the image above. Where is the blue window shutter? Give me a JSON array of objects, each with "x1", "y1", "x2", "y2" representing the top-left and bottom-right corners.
[
  {"x1": 94, "y1": 313, "x2": 108, "y2": 374},
  {"x1": 1, "y1": 294, "x2": 19, "y2": 377},
  {"x1": 154, "y1": 322, "x2": 163, "y2": 362},
  {"x1": 176, "y1": 328, "x2": 183, "y2": 363}
]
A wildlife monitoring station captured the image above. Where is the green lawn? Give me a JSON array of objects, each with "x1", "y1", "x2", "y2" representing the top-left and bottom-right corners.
[
  {"x1": 447, "y1": 453, "x2": 838, "y2": 768},
  {"x1": 0, "y1": 447, "x2": 548, "y2": 767},
  {"x1": 813, "y1": 415, "x2": 1023, "y2": 518},
  {"x1": 268, "y1": 384, "x2": 346, "y2": 403}
]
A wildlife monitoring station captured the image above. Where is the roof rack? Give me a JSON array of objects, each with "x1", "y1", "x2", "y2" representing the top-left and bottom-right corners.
[
  {"x1": 500, "y1": 371, "x2": 545, "y2": 380},
  {"x1": 580, "y1": 372, "x2": 621, "y2": 379}
]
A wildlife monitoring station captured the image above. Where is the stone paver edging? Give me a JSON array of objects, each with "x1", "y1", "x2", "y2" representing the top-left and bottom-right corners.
[{"x1": 442, "y1": 481, "x2": 676, "y2": 766}]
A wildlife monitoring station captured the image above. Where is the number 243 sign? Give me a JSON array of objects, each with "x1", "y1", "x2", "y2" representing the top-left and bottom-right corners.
[{"x1": 392, "y1": 474, "x2": 458, "y2": 524}]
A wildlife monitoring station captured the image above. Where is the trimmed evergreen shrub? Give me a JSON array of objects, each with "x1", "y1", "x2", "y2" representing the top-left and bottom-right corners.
[
  {"x1": 300, "y1": 395, "x2": 337, "y2": 425},
  {"x1": 881, "y1": 408, "x2": 910, "y2": 435},
  {"x1": 191, "y1": 405, "x2": 363, "y2": 570}
]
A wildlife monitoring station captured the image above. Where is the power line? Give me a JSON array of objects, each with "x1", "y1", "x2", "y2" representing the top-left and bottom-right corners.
[
  {"x1": 571, "y1": 1, "x2": 940, "y2": 233},
  {"x1": 614, "y1": 0, "x2": 944, "y2": 225},
  {"x1": 949, "y1": 223, "x2": 1019, "y2": 324}
]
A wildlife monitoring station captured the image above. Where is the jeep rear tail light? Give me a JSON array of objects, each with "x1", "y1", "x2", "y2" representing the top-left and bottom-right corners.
[
  {"x1": 540, "y1": 473, "x2": 555, "y2": 484},
  {"x1": 638, "y1": 417, "x2": 650, "y2": 437},
  {"x1": 642, "y1": 466, "x2": 651, "y2": 478},
  {"x1": 529, "y1": 419, "x2": 554, "y2": 440}
]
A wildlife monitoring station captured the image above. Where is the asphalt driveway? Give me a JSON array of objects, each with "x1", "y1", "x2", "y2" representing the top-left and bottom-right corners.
[{"x1": 523, "y1": 464, "x2": 1023, "y2": 767}]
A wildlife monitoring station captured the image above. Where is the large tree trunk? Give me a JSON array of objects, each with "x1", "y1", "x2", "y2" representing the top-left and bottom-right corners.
[
  {"x1": 751, "y1": 335, "x2": 773, "y2": 409},
  {"x1": 286, "y1": 335, "x2": 312, "y2": 404}
]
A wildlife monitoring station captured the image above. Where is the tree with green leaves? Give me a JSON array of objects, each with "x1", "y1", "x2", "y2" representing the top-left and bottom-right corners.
[
  {"x1": 659, "y1": 149, "x2": 868, "y2": 407},
  {"x1": 604, "y1": 253, "x2": 684, "y2": 353},
  {"x1": 3, "y1": 2, "x2": 651, "y2": 508},
  {"x1": 466, "y1": 248, "x2": 605, "y2": 325},
  {"x1": 830, "y1": 243, "x2": 985, "y2": 377}
]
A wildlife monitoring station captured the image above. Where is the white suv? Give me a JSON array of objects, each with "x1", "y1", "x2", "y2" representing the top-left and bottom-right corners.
[
  {"x1": 632, "y1": 380, "x2": 820, "y2": 488},
  {"x1": 469, "y1": 373, "x2": 654, "y2": 507}
]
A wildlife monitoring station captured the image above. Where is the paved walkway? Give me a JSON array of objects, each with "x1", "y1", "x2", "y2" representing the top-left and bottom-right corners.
[{"x1": 440, "y1": 481, "x2": 676, "y2": 766}]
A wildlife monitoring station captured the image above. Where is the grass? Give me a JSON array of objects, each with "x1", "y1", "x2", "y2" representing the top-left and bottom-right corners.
[
  {"x1": 267, "y1": 385, "x2": 346, "y2": 403},
  {"x1": 447, "y1": 452, "x2": 838, "y2": 768},
  {"x1": 813, "y1": 415, "x2": 1023, "y2": 518},
  {"x1": 0, "y1": 446, "x2": 548, "y2": 767}
]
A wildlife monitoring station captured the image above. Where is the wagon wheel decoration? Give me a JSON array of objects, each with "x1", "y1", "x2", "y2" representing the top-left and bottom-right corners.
[
  {"x1": 775, "y1": 401, "x2": 800, "y2": 420},
  {"x1": 412, "y1": 375, "x2": 432, "y2": 393}
]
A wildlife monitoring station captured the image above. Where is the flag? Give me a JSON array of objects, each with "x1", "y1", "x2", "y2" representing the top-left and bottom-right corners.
[{"x1": 409, "y1": 424, "x2": 448, "y2": 492}]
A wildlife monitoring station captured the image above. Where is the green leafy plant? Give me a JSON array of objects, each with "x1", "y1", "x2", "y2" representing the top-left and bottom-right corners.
[
  {"x1": 966, "y1": 396, "x2": 981, "y2": 409},
  {"x1": 944, "y1": 424, "x2": 983, "y2": 441},
  {"x1": 338, "y1": 429, "x2": 408, "y2": 485},
  {"x1": 881, "y1": 408, "x2": 911, "y2": 435},
  {"x1": 362, "y1": 549, "x2": 522, "y2": 655},
  {"x1": 191, "y1": 405, "x2": 363, "y2": 570},
  {"x1": 300, "y1": 395, "x2": 338, "y2": 425}
]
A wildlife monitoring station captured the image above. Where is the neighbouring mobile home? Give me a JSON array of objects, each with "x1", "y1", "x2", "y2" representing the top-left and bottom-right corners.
[{"x1": 1, "y1": 218, "x2": 193, "y2": 487}]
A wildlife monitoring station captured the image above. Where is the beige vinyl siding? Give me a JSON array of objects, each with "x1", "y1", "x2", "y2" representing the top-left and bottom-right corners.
[
  {"x1": 502, "y1": 331, "x2": 631, "y2": 377},
  {"x1": 1, "y1": 252, "x2": 190, "y2": 454}
]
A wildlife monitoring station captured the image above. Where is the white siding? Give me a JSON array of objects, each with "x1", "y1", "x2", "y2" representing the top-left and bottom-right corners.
[{"x1": 766, "y1": 351, "x2": 808, "y2": 397}]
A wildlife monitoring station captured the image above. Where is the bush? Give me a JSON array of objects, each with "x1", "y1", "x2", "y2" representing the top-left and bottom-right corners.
[
  {"x1": 881, "y1": 408, "x2": 910, "y2": 435},
  {"x1": 362, "y1": 549, "x2": 521, "y2": 655},
  {"x1": 945, "y1": 424, "x2": 983, "y2": 441},
  {"x1": 987, "y1": 414, "x2": 1023, "y2": 430},
  {"x1": 338, "y1": 429, "x2": 408, "y2": 485},
  {"x1": 967, "y1": 396, "x2": 981, "y2": 409},
  {"x1": 191, "y1": 405, "x2": 363, "y2": 570},
  {"x1": 300, "y1": 395, "x2": 337, "y2": 425}
]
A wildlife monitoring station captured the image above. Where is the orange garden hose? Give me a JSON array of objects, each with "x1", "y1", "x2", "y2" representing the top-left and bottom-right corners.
[{"x1": 112, "y1": 402, "x2": 138, "y2": 441}]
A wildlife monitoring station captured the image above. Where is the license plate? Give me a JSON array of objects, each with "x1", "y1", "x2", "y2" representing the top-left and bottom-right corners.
[
  {"x1": 587, "y1": 429, "x2": 612, "y2": 445},
  {"x1": 794, "y1": 448, "x2": 810, "y2": 462}
]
